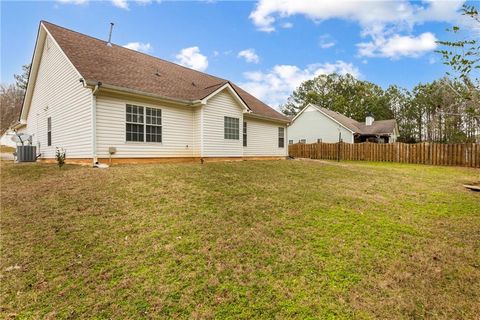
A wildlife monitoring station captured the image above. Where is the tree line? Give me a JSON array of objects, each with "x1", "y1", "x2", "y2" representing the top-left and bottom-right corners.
[
  {"x1": 282, "y1": 4, "x2": 479, "y2": 143},
  {"x1": 281, "y1": 74, "x2": 479, "y2": 143},
  {"x1": 0, "y1": 65, "x2": 29, "y2": 135}
]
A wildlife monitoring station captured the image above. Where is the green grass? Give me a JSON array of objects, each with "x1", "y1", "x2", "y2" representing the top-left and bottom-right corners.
[
  {"x1": 0, "y1": 145, "x2": 15, "y2": 153},
  {"x1": 1, "y1": 160, "x2": 479, "y2": 319}
]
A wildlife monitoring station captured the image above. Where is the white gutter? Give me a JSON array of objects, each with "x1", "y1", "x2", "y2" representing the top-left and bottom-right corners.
[
  {"x1": 243, "y1": 112, "x2": 290, "y2": 124},
  {"x1": 85, "y1": 80, "x2": 196, "y2": 106}
]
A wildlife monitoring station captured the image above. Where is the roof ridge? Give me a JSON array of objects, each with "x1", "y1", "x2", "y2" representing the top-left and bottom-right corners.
[
  {"x1": 40, "y1": 20, "x2": 228, "y2": 85},
  {"x1": 39, "y1": 20, "x2": 289, "y2": 121}
]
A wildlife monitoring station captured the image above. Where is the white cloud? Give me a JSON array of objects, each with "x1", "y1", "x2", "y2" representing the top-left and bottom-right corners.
[
  {"x1": 250, "y1": 0, "x2": 464, "y2": 33},
  {"x1": 111, "y1": 0, "x2": 128, "y2": 9},
  {"x1": 281, "y1": 22, "x2": 294, "y2": 29},
  {"x1": 175, "y1": 46, "x2": 208, "y2": 72},
  {"x1": 57, "y1": 0, "x2": 159, "y2": 8},
  {"x1": 249, "y1": 0, "x2": 463, "y2": 58},
  {"x1": 56, "y1": 0, "x2": 88, "y2": 4},
  {"x1": 357, "y1": 32, "x2": 437, "y2": 58},
  {"x1": 237, "y1": 48, "x2": 260, "y2": 64},
  {"x1": 123, "y1": 42, "x2": 153, "y2": 53},
  {"x1": 319, "y1": 34, "x2": 336, "y2": 49},
  {"x1": 238, "y1": 61, "x2": 360, "y2": 108}
]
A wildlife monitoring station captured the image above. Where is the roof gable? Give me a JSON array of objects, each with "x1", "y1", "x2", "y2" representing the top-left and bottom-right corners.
[
  {"x1": 292, "y1": 103, "x2": 397, "y2": 135},
  {"x1": 40, "y1": 21, "x2": 288, "y2": 122}
]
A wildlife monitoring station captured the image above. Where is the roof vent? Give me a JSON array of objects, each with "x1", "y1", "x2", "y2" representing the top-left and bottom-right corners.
[
  {"x1": 191, "y1": 81, "x2": 196, "y2": 87},
  {"x1": 155, "y1": 70, "x2": 161, "y2": 77},
  {"x1": 107, "y1": 22, "x2": 114, "y2": 47}
]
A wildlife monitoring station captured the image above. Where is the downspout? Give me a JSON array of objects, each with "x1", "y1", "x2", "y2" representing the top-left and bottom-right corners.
[{"x1": 91, "y1": 82, "x2": 101, "y2": 166}]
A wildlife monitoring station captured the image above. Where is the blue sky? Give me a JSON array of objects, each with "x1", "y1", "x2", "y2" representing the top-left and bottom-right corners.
[{"x1": 0, "y1": 0, "x2": 469, "y2": 108}]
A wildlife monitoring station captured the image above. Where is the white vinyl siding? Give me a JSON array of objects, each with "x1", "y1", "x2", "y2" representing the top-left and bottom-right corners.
[
  {"x1": 202, "y1": 89, "x2": 243, "y2": 157},
  {"x1": 288, "y1": 105, "x2": 354, "y2": 144},
  {"x1": 96, "y1": 96, "x2": 194, "y2": 158},
  {"x1": 243, "y1": 117, "x2": 288, "y2": 157},
  {"x1": 192, "y1": 105, "x2": 202, "y2": 156},
  {"x1": 23, "y1": 34, "x2": 92, "y2": 158}
]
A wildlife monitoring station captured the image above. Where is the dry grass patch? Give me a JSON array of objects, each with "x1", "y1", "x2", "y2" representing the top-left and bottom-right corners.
[{"x1": 1, "y1": 160, "x2": 479, "y2": 319}]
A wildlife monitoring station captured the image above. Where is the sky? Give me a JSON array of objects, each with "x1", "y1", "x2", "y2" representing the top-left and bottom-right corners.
[{"x1": 0, "y1": 0, "x2": 473, "y2": 109}]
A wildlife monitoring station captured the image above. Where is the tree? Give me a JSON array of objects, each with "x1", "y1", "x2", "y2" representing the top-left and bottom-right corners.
[
  {"x1": 436, "y1": 4, "x2": 480, "y2": 142},
  {"x1": 436, "y1": 4, "x2": 479, "y2": 85},
  {"x1": 281, "y1": 73, "x2": 393, "y2": 122},
  {"x1": 0, "y1": 64, "x2": 30, "y2": 134},
  {"x1": 0, "y1": 84, "x2": 24, "y2": 134},
  {"x1": 14, "y1": 64, "x2": 31, "y2": 91}
]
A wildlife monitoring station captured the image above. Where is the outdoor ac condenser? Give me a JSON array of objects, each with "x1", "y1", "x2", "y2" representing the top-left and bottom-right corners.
[{"x1": 16, "y1": 146, "x2": 37, "y2": 162}]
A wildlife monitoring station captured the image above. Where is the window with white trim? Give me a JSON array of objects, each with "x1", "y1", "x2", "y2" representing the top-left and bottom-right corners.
[
  {"x1": 243, "y1": 122, "x2": 247, "y2": 146},
  {"x1": 126, "y1": 104, "x2": 162, "y2": 143},
  {"x1": 278, "y1": 127, "x2": 285, "y2": 148},
  {"x1": 47, "y1": 117, "x2": 52, "y2": 146},
  {"x1": 224, "y1": 116, "x2": 239, "y2": 140}
]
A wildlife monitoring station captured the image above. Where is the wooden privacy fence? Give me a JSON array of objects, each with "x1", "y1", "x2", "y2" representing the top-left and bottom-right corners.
[{"x1": 288, "y1": 142, "x2": 480, "y2": 168}]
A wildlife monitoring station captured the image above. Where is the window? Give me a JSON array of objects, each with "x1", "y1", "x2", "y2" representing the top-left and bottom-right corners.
[
  {"x1": 243, "y1": 122, "x2": 247, "y2": 147},
  {"x1": 289, "y1": 140, "x2": 293, "y2": 145},
  {"x1": 47, "y1": 117, "x2": 52, "y2": 146},
  {"x1": 126, "y1": 104, "x2": 162, "y2": 143},
  {"x1": 146, "y1": 107, "x2": 162, "y2": 142},
  {"x1": 126, "y1": 105, "x2": 144, "y2": 142},
  {"x1": 299, "y1": 139, "x2": 306, "y2": 144},
  {"x1": 278, "y1": 127, "x2": 285, "y2": 148},
  {"x1": 224, "y1": 116, "x2": 239, "y2": 140}
]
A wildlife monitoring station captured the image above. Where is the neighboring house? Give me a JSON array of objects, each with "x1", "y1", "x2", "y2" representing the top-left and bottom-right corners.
[
  {"x1": 14, "y1": 21, "x2": 289, "y2": 164},
  {"x1": 0, "y1": 129, "x2": 17, "y2": 148},
  {"x1": 287, "y1": 104, "x2": 398, "y2": 144}
]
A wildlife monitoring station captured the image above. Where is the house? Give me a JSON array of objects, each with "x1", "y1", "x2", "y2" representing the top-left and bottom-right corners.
[
  {"x1": 14, "y1": 21, "x2": 290, "y2": 165},
  {"x1": 0, "y1": 129, "x2": 17, "y2": 148},
  {"x1": 287, "y1": 104, "x2": 398, "y2": 144}
]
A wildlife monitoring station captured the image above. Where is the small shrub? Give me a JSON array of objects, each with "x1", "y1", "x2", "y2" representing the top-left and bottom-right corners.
[{"x1": 55, "y1": 147, "x2": 66, "y2": 168}]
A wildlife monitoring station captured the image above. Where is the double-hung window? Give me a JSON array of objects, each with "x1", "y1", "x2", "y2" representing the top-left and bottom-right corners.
[
  {"x1": 278, "y1": 127, "x2": 285, "y2": 148},
  {"x1": 224, "y1": 116, "x2": 239, "y2": 140},
  {"x1": 126, "y1": 104, "x2": 162, "y2": 143},
  {"x1": 243, "y1": 122, "x2": 247, "y2": 146},
  {"x1": 146, "y1": 107, "x2": 162, "y2": 142}
]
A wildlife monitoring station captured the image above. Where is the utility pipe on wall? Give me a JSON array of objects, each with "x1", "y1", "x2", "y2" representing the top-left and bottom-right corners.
[{"x1": 91, "y1": 82, "x2": 101, "y2": 166}]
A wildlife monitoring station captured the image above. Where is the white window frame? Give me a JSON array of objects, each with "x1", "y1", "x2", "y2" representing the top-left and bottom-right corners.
[
  {"x1": 278, "y1": 127, "x2": 285, "y2": 148},
  {"x1": 47, "y1": 117, "x2": 52, "y2": 146},
  {"x1": 224, "y1": 116, "x2": 240, "y2": 140},
  {"x1": 125, "y1": 104, "x2": 162, "y2": 143},
  {"x1": 243, "y1": 121, "x2": 247, "y2": 147}
]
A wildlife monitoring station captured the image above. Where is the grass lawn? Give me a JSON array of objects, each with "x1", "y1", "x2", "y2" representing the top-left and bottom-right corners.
[
  {"x1": 1, "y1": 160, "x2": 479, "y2": 319},
  {"x1": 0, "y1": 145, "x2": 16, "y2": 153}
]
